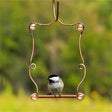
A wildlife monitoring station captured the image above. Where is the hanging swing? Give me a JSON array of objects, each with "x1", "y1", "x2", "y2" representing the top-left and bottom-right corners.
[{"x1": 28, "y1": 0, "x2": 86, "y2": 101}]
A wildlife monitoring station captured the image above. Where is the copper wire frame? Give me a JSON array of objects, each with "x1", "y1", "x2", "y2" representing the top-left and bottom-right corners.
[{"x1": 29, "y1": 0, "x2": 86, "y2": 100}]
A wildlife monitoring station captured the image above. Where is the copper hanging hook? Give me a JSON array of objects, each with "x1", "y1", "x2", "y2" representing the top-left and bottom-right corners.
[
  {"x1": 52, "y1": 0, "x2": 56, "y2": 20},
  {"x1": 52, "y1": 0, "x2": 59, "y2": 21},
  {"x1": 56, "y1": 0, "x2": 59, "y2": 21},
  {"x1": 29, "y1": 22, "x2": 39, "y2": 94}
]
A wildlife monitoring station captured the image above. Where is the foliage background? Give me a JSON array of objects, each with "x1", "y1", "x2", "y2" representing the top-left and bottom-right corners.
[{"x1": 0, "y1": 0, "x2": 112, "y2": 112}]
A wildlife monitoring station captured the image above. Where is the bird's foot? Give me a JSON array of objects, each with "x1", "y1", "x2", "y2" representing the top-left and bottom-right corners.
[
  {"x1": 59, "y1": 93, "x2": 61, "y2": 97},
  {"x1": 53, "y1": 93, "x2": 56, "y2": 97}
]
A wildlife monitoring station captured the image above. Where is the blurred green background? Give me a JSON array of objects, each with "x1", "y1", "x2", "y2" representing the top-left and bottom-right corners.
[{"x1": 0, "y1": 0, "x2": 112, "y2": 112}]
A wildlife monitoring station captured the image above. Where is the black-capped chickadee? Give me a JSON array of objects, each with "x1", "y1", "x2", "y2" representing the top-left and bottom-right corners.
[{"x1": 47, "y1": 74, "x2": 64, "y2": 97}]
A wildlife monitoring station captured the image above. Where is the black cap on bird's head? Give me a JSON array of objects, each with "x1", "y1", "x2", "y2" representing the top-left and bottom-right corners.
[{"x1": 48, "y1": 74, "x2": 59, "y2": 79}]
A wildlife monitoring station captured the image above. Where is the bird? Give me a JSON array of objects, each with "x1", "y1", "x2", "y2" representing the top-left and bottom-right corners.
[{"x1": 47, "y1": 74, "x2": 64, "y2": 97}]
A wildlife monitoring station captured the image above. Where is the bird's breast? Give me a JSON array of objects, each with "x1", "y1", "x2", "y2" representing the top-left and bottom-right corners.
[{"x1": 48, "y1": 81, "x2": 64, "y2": 89}]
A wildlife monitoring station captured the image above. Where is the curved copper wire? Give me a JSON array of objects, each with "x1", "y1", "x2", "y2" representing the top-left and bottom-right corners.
[
  {"x1": 29, "y1": 29, "x2": 38, "y2": 94},
  {"x1": 52, "y1": 0, "x2": 59, "y2": 21},
  {"x1": 79, "y1": 32, "x2": 85, "y2": 64},
  {"x1": 29, "y1": 30, "x2": 34, "y2": 64},
  {"x1": 29, "y1": 66, "x2": 38, "y2": 94},
  {"x1": 36, "y1": 0, "x2": 78, "y2": 26},
  {"x1": 53, "y1": 0, "x2": 56, "y2": 20},
  {"x1": 56, "y1": 0, "x2": 59, "y2": 21},
  {"x1": 77, "y1": 63, "x2": 86, "y2": 93},
  {"x1": 76, "y1": 32, "x2": 86, "y2": 93}
]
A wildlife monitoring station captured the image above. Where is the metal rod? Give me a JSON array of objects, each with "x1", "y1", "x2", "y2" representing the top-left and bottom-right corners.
[
  {"x1": 37, "y1": 19, "x2": 77, "y2": 26},
  {"x1": 29, "y1": 67, "x2": 38, "y2": 94},
  {"x1": 52, "y1": 0, "x2": 56, "y2": 20},
  {"x1": 56, "y1": 0, "x2": 59, "y2": 21},
  {"x1": 38, "y1": 95, "x2": 77, "y2": 98},
  {"x1": 79, "y1": 32, "x2": 85, "y2": 64},
  {"x1": 30, "y1": 30, "x2": 34, "y2": 64},
  {"x1": 37, "y1": 19, "x2": 55, "y2": 26},
  {"x1": 58, "y1": 19, "x2": 77, "y2": 26}
]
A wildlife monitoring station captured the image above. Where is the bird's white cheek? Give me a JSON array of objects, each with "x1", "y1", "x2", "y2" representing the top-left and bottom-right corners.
[{"x1": 49, "y1": 77, "x2": 59, "y2": 82}]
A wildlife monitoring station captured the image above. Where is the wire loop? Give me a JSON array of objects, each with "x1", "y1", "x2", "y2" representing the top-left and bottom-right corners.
[
  {"x1": 52, "y1": 0, "x2": 59, "y2": 21},
  {"x1": 77, "y1": 63, "x2": 86, "y2": 93},
  {"x1": 79, "y1": 64, "x2": 84, "y2": 70},
  {"x1": 30, "y1": 63, "x2": 36, "y2": 70}
]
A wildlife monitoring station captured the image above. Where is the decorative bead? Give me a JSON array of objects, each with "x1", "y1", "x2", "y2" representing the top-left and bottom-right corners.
[
  {"x1": 30, "y1": 63, "x2": 36, "y2": 70},
  {"x1": 31, "y1": 93, "x2": 38, "y2": 101},
  {"x1": 77, "y1": 92, "x2": 84, "y2": 101},
  {"x1": 29, "y1": 22, "x2": 37, "y2": 30},
  {"x1": 77, "y1": 23, "x2": 84, "y2": 31}
]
